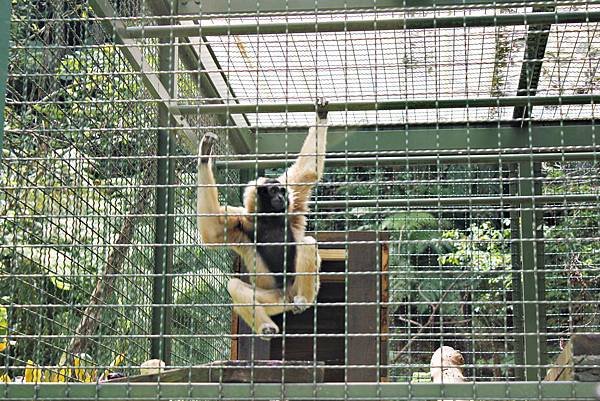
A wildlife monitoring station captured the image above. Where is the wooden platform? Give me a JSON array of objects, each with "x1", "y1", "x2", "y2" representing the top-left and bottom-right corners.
[{"x1": 109, "y1": 360, "x2": 324, "y2": 383}]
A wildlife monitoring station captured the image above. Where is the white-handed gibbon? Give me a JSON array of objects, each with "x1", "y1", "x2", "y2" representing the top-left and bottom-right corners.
[{"x1": 197, "y1": 99, "x2": 329, "y2": 339}]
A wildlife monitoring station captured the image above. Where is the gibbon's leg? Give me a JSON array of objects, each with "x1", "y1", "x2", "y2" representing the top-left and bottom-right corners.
[
  {"x1": 228, "y1": 236, "x2": 320, "y2": 337},
  {"x1": 290, "y1": 236, "x2": 321, "y2": 314},
  {"x1": 227, "y1": 278, "x2": 291, "y2": 339}
]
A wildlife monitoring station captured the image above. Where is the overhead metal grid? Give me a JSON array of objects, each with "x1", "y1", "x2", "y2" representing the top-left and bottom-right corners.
[{"x1": 1, "y1": 0, "x2": 599, "y2": 400}]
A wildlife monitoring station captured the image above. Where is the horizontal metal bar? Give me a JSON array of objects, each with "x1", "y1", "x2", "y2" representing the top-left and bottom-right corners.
[
  {"x1": 257, "y1": 124, "x2": 599, "y2": 154},
  {"x1": 309, "y1": 194, "x2": 599, "y2": 208},
  {"x1": 178, "y1": 94, "x2": 599, "y2": 115},
  {"x1": 216, "y1": 150, "x2": 600, "y2": 168},
  {"x1": 137, "y1": 10, "x2": 600, "y2": 36},
  {"x1": 4, "y1": 382, "x2": 598, "y2": 400},
  {"x1": 179, "y1": 0, "x2": 578, "y2": 15}
]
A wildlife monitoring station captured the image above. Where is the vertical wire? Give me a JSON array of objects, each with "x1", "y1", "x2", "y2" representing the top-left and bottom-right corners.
[
  {"x1": 373, "y1": 2, "x2": 382, "y2": 397},
  {"x1": 497, "y1": 5, "x2": 509, "y2": 393},
  {"x1": 342, "y1": 1, "x2": 350, "y2": 399},
  {"x1": 311, "y1": 1, "x2": 321, "y2": 395},
  {"x1": 280, "y1": 1, "x2": 290, "y2": 397},
  {"x1": 198, "y1": 3, "x2": 207, "y2": 400},
  {"x1": 221, "y1": 1, "x2": 232, "y2": 374},
  {"x1": 586, "y1": 0, "x2": 599, "y2": 397},
  {"x1": 251, "y1": 0, "x2": 260, "y2": 394},
  {"x1": 462, "y1": 4, "x2": 478, "y2": 394},
  {"x1": 400, "y1": 1, "x2": 412, "y2": 392},
  {"x1": 223, "y1": 2, "x2": 234, "y2": 386}
]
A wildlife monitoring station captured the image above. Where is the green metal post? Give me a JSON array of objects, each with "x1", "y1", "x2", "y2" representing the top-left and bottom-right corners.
[
  {"x1": 515, "y1": 161, "x2": 547, "y2": 381},
  {"x1": 0, "y1": 0, "x2": 10, "y2": 159},
  {"x1": 509, "y1": 164, "x2": 524, "y2": 380},
  {"x1": 151, "y1": 1, "x2": 177, "y2": 364}
]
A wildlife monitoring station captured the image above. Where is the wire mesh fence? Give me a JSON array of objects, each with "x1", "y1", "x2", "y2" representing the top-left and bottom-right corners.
[{"x1": 1, "y1": 0, "x2": 600, "y2": 400}]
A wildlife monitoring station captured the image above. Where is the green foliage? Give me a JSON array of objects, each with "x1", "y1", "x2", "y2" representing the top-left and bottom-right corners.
[{"x1": 438, "y1": 221, "x2": 512, "y2": 315}]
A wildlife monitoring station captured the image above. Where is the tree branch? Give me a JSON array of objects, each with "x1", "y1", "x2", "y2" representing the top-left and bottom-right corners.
[
  {"x1": 391, "y1": 271, "x2": 469, "y2": 364},
  {"x1": 67, "y1": 172, "x2": 153, "y2": 357}
]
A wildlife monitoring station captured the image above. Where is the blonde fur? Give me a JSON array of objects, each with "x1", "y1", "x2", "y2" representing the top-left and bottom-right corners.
[{"x1": 197, "y1": 113, "x2": 328, "y2": 338}]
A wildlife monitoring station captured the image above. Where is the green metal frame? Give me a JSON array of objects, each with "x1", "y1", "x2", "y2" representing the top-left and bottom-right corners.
[
  {"x1": 308, "y1": 193, "x2": 598, "y2": 209},
  {"x1": 514, "y1": 162, "x2": 547, "y2": 381},
  {"x1": 510, "y1": 7, "x2": 551, "y2": 380},
  {"x1": 513, "y1": 6, "x2": 553, "y2": 119},
  {"x1": 8, "y1": 0, "x2": 592, "y2": 394},
  {"x1": 0, "y1": 0, "x2": 9, "y2": 159},
  {"x1": 126, "y1": 10, "x2": 600, "y2": 38},
  {"x1": 4, "y1": 382, "x2": 598, "y2": 400},
  {"x1": 254, "y1": 123, "x2": 599, "y2": 154},
  {"x1": 217, "y1": 150, "x2": 600, "y2": 169},
  {"x1": 176, "y1": 0, "x2": 594, "y2": 15},
  {"x1": 151, "y1": 0, "x2": 177, "y2": 364},
  {"x1": 178, "y1": 95, "x2": 600, "y2": 115},
  {"x1": 144, "y1": 0, "x2": 253, "y2": 153}
]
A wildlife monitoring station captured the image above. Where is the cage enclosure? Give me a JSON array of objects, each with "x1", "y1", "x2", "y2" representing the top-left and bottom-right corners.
[{"x1": 1, "y1": 0, "x2": 600, "y2": 400}]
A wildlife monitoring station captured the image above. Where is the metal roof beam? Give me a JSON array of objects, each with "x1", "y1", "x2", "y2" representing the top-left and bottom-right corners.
[
  {"x1": 125, "y1": 10, "x2": 600, "y2": 38},
  {"x1": 176, "y1": 94, "x2": 600, "y2": 115},
  {"x1": 254, "y1": 122, "x2": 599, "y2": 154},
  {"x1": 513, "y1": 6, "x2": 554, "y2": 120},
  {"x1": 176, "y1": 0, "x2": 593, "y2": 15}
]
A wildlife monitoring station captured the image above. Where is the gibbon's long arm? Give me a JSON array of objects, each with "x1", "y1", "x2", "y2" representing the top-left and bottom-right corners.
[
  {"x1": 278, "y1": 100, "x2": 329, "y2": 216},
  {"x1": 197, "y1": 134, "x2": 249, "y2": 245}
]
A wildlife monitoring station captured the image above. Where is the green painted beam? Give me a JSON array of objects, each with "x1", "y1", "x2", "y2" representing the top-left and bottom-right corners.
[
  {"x1": 145, "y1": 0, "x2": 253, "y2": 153},
  {"x1": 126, "y1": 10, "x2": 600, "y2": 38},
  {"x1": 0, "y1": 0, "x2": 10, "y2": 160},
  {"x1": 308, "y1": 193, "x2": 598, "y2": 209},
  {"x1": 3, "y1": 382, "x2": 598, "y2": 400},
  {"x1": 513, "y1": 6, "x2": 553, "y2": 119},
  {"x1": 178, "y1": 95, "x2": 600, "y2": 115},
  {"x1": 216, "y1": 150, "x2": 600, "y2": 169},
  {"x1": 256, "y1": 124, "x2": 599, "y2": 154},
  {"x1": 177, "y1": 0, "x2": 593, "y2": 15}
]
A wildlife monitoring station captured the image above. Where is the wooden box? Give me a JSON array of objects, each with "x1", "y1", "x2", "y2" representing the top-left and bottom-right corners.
[{"x1": 230, "y1": 231, "x2": 389, "y2": 382}]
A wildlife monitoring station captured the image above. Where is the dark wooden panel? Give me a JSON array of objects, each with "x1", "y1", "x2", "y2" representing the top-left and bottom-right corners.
[
  {"x1": 230, "y1": 313, "x2": 239, "y2": 360},
  {"x1": 271, "y1": 306, "x2": 345, "y2": 333},
  {"x1": 317, "y1": 282, "x2": 345, "y2": 301},
  {"x1": 347, "y1": 231, "x2": 380, "y2": 382},
  {"x1": 271, "y1": 337, "x2": 344, "y2": 362},
  {"x1": 320, "y1": 260, "x2": 347, "y2": 273},
  {"x1": 238, "y1": 319, "x2": 272, "y2": 360}
]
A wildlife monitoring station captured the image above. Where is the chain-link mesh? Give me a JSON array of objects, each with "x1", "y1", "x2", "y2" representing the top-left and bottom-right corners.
[{"x1": 1, "y1": 0, "x2": 599, "y2": 400}]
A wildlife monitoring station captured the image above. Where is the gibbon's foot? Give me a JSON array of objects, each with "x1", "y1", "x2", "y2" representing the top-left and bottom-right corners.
[
  {"x1": 316, "y1": 97, "x2": 329, "y2": 119},
  {"x1": 198, "y1": 132, "x2": 218, "y2": 164},
  {"x1": 258, "y1": 322, "x2": 279, "y2": 340},
  {"x1": 292, "y1": 295, "x2": 309, "y2": 314}
]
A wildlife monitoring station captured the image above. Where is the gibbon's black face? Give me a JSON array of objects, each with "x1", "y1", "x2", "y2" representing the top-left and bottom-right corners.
[{"x1": 257, "y1": 179, "x2": 288, "y2": 213}]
